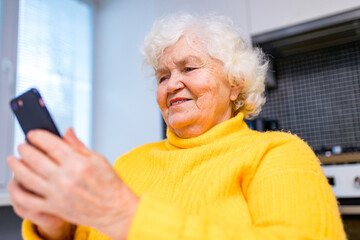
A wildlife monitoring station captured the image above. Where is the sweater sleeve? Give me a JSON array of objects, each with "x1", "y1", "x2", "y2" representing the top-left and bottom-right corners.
[
  {"x1": 127, "y1": 135, "x2": 346, "y2": 240},
  {"x1": 22, "y1": 219, "x2": 90, "y2": 240},
  {"x1": 22, "y1": 220, "x2": 44, "y2": 240}
]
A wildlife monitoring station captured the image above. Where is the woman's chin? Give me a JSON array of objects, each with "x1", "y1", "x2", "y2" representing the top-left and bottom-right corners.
[
  {"x1": 168, "y1": 116, "x2": 192, "y2": 130},
  {"x1": 169, "y1": 123, "x2": 206, "y2": 139}
]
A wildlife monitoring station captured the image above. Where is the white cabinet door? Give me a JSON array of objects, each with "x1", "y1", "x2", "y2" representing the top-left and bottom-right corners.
[{"x1": 249, "y1": 0, "x2": 360, "y2": 35}]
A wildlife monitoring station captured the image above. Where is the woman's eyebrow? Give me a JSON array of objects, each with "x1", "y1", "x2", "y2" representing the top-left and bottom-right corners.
[
  {"x1": 177, "y1": 55, "x2": 204, "y2": 66},
  {"x1": 155, "y1": 67, "x2": 168, "y2": 77},
  {"x1": 156, "y1": 55, "x2": 205, "y2": 75}
]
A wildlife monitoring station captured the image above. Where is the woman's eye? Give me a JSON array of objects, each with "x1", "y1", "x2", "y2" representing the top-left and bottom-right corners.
[
  {"x1": 185, "y1": 67, "x2": 195, "y2": 72},
  {"x1": 158, "y1": 76, "x2": 167, "y2": 83}
]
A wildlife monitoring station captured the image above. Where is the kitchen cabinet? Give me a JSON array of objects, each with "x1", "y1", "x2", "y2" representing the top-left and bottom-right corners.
[
  {"x1": 340, "y1": 206, "x2": 360, "y2": 215},
  {"x1": 248, "y1": 0, "x2": 360, "y2": 35},
  {"x1": 319, "y1": 153, "x2": 360, "y2": 215},
  {"x1": 319, "y1": 153, "x2": 360, "y2": 165},
  {"x1": 342, "y1": 215, "x2": 360, "y2": 240}
]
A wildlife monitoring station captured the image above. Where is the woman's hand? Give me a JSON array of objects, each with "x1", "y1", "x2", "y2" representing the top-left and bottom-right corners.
[{"x1": 7, "y1": 129, "x2": 139, "y2": 240}]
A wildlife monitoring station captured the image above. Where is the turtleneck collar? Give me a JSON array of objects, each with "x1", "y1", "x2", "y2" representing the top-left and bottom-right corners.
[{"x1": 165, "y1": 112, "x2": 248, "y2": 149}]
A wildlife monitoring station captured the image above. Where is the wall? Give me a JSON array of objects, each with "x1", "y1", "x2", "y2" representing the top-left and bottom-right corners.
[
  {"x1": 155, "y1": 0, "x2": 250, "y2": 41},
  {"x1": 249, "y1": 0, "x2": 360, "y2": 34},
  {"x1": 93, "y1": 0, "x2": 159, "y2": 163}
]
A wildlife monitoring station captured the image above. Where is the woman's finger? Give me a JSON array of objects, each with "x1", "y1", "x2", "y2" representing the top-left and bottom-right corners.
[
  {"x1": 7, "y1": 156, "x2": 49, "y2": 197},
  {"x1": 26, "y1": 129, "x2": 73, "y2": 165},
  {"x1": 17, "y1": 143, "x2": 58, "y2": 179},
  {"x1": 63, "y1": 128, "x2": 92, "y2": 155},
  {"x1": 8, "y1": 179, "x2": 63, "y2": 228},
  {"x1": 8, "y1": 178, "x2": 49, "y2": 214}
]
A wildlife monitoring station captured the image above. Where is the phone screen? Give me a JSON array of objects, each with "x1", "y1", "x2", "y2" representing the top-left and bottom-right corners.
[{"x1": 10, "y1": 88, "x2": 61, "y2": 137}]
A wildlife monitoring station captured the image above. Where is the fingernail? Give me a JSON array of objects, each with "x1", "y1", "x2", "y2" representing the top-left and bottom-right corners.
[{"x1": 27, "y1": 130, "x2": 34, "y2": 139}]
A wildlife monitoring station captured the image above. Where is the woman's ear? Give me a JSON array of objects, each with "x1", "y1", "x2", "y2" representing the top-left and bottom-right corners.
[{"x1": 230, "y1": 83, "x2": 242, "y2": 101}]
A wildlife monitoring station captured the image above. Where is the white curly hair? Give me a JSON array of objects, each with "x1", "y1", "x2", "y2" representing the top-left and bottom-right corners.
[{"x1": 141, "y1": 13, "x2": 268, "y2": 119}]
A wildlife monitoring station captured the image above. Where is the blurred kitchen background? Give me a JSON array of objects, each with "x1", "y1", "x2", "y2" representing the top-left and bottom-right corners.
[{"x1": 0, "y1": 0, "x2": 360, "y2": 239}]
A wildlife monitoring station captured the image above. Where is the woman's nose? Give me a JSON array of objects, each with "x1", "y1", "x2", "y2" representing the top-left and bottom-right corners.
[{"x1": 167, "y1": 72, "x2": 185, "y2": 93}]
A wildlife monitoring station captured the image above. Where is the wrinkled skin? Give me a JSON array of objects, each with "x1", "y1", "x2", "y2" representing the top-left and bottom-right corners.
[
  {"x1": 156, "y1": 36, "x2": 241, "y2": 138},
  {"x1": 7, "y1": 129, "x2": 139, "y2": 239}
]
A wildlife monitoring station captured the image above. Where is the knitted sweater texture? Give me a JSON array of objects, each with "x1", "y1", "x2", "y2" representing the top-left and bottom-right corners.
[{"x1": 22, "y1": 113, "x2": 346, "y2": 240}]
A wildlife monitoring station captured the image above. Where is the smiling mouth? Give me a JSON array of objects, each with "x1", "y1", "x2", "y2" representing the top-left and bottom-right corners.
[{"x1": 170, "y1": 99, "x2": 191, "y2": 107}]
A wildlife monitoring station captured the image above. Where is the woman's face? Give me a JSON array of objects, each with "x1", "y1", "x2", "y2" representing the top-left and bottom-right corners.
[{"x1": 156, "y1": 36, "x2": 240, "y2": 138}]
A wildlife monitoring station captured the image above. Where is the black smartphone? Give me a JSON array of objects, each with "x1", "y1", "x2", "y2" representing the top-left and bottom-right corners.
[{"x1": 9, "y1": 88, "x2": 61, "y2": 137}]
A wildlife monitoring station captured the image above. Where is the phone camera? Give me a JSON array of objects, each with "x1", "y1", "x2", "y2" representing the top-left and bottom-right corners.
[{"x1": 17, "y1": 99, "x2": 23, "y2": 107}]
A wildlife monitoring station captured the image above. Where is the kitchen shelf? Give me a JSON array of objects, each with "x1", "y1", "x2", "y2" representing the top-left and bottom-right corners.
[
  {"x1": 318, "y1": 153, "x2": 360, "y2": 165},
  {"x1": 339, "y1": 205, "x2": 360, "y2": 215}
]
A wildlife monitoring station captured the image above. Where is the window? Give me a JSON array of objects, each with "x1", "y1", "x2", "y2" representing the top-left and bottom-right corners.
[
  {"x1": 14, "y1": 0, "x2": 93, "y2": 151},
  {"x1": 0, "y1": 0, "x2": 94, "y2": 205}
]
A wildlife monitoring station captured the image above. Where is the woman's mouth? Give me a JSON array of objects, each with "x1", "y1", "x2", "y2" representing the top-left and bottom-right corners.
[{"x1": 170, "y1": 98, "x2": 191, "y2": 107}]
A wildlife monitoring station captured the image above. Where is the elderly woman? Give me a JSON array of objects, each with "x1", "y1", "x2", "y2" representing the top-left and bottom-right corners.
[{"x1": 7, "y1": 13, "x2": 346, "y2": 240}]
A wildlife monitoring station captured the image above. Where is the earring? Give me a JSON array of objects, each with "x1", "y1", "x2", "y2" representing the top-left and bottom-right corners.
[{"x1": 233, "y1": 100, "x2": 244, "y2": 111}]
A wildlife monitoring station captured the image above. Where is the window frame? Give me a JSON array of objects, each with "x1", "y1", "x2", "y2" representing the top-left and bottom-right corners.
[{"x1": 0, "y1": 0, "x2": 19, "y2": 206}]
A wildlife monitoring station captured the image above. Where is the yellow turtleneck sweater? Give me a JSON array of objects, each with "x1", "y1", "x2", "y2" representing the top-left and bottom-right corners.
[{"x1": 23, "y1": 113, "x2": 346, "y2": 240}]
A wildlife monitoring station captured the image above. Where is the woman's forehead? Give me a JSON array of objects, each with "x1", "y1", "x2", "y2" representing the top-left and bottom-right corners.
[{"x1": 158, "y1": 37, "x2": 209, "y2": 67}]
